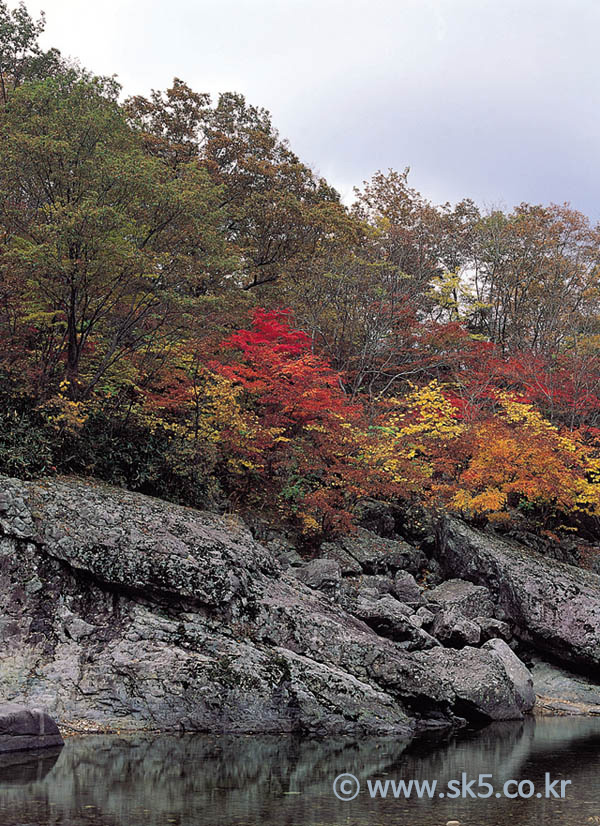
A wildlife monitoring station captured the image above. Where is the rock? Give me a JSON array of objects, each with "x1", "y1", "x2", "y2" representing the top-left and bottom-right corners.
[
  {"x1": 359, "y1": 575, "x2": 396, "y2": 596},
  {"x1": 338, "y1": 575, "x2": 394, "y2": 612},
  {"x1": 507, "y1": 529, "x2": 581, "y2": 567},
  {"x1": 321, "y1": 529, "x2": 426, "y2": 576},
  {"x1": 338, "y1": 578, "x2": 361, "y2": 608},
  {"x1": 427, "y1": 578, "x2": 494, "y2": 620},
  {"x1": 352, "y1": 596, "x2": 439, "y2": 650},
  {"x1": 416, "y1": 647, "x2": 527, "y2": 721},
  {"x1": 264, "y1": 536, "x2": 304, "y2": 569},
  {"x1": 530, "y1": 657, "x2": 600, "y2": 713},
  {"x1": 61, "y1": 612, "x2": 97, "y2": 642},
  {"x1": 392, "y1": 571, "x2": 422, "y2": 605},
  {"x1": 318, "y1": 542, "x2": 363, "y2": 576},
  {"x1": 393, "y1": 501, "x2": 436, "y2": 544},
  {"x1": 0, "y1": 476, "x2": 456, "y2": 734},
  {"x1": 278, "y1": 649, "x2": 414, "y2": 734},
  {"x1": 432, "y1": 607, "x2": 481, "y2": 647},
  {"x1": 421, "y1": 557, "x2": 444, "y2": 587},
  {"x1": 0, "y1": 705, "x2": 63, "y2": 753},
  {"x1": 482, "y1": 639, "x2": 535, "y2": 712},
  {"x1": 25, "y1": 477, "x2": 278, "y2": 609},
  {"x1": 476, "y1": 616, "x2": 512, "y2": 642},
  {"x1": 255, "y1": 579, "x2": 453, "y2": 713},
  {"x1": 365, "y1": 591, "x2": 414, "y2": 615},
  {"x1": 354, "y1": 499, "x2": 397, "y2": 537},
  {"x1": 293, "y1": 559, "x2": 341, "y2": 598},
  {"x1": 415, "y1": 607, "x2": 435, "y2": 628},
  {"x1": 436, "y1": 516, "x2": 600, "y2": 670}
]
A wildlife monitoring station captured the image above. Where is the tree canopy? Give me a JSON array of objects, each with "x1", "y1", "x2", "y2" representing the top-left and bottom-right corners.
[{"x1": 2, "y1": 0, "x2": 600, "y2": 544}]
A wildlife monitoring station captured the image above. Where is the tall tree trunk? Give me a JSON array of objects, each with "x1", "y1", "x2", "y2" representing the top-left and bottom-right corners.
[{"x1": 66, "y1": 288, "x2": 80, "y2": 393}]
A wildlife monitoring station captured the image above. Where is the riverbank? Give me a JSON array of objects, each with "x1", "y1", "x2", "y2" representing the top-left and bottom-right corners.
[{"x1": 0, "y1": 474, "x2": 598, "y2": 732}]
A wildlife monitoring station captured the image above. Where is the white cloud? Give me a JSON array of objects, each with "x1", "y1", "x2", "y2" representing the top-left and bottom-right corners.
[{"x1": 8, "y1": 0, "x2": 600, "y2": 217}]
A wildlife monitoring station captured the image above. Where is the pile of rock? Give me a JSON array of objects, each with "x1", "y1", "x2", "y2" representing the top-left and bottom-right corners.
[
  {"x1": 283, "y1": 516, "x2": 599, "y2": 723},
  {"x1": 291, "y1": 531, "x2": 514, "y2": 654},
  {"x1": 288, "y1": 534, "x2": 536, "y2": 722},
  {"x1": 0, "y1": 477, "x2": 598, "y2": 734}
]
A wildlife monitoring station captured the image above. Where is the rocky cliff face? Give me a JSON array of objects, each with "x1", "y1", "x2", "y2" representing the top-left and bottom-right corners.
[{"x1": 0, "y1": 476, "x2": 598, "y2": 734}]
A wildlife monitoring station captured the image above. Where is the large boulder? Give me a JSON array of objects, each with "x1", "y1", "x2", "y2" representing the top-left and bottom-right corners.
[
  {"x1": 392, "y1": 571, "x2": 423, "y2": 605},
  {"x1": 426, "y1": 578, "x2": 494, "y2": 619},
  {"x1": 414, "y1": 606, "x2": 435, "y2": 629},
  {"x1": 530, "y1": 657, "x2": 600, "y2": 713},
  {"x1": 416, "y1": 645, "x2": 533, "y2": 721},
  {"x1": 255, "y1": 578, "x2": 453, "y2": 713},
  {"x1": 292, "y1": 559, "x2": 341, "y2": 599},
  {"x1": 475, "y1": 617, "x2": 512, "y2": 642},
  {"x1": 436, "y1": 517, "x2": 600, "y2": 670},
  {"x1": 0, "y1": 476, "x2": 457, "y2": 735},
  {"x1": 352, "y1": 595, "x2": 439, "y2": 650},
  {"x1": 358, "y1": 574, "x2": 396, "y2": 597},
  {"x1": 338, "y1": 575, "x2": 394, "y2": 612},
  {"x1": 17, "y1": 477, "x2": 278, "y2": 610},
  {"x1": 320, "y1": 529, "x2": 426, "y2": 576},
  {"x1": 0, "y1": 705, "x2": 63, "y2": 753},
  {"x1": 482, "y1": 639, "x2": 535, "y2": 712},
  {"x1": 432, "y1": 607, "x2": 481, "y2": 647}
]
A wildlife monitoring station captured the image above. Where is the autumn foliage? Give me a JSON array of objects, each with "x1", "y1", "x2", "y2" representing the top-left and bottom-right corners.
[{"x1": 2, "y1": 0, "x2": 600, "y2": 543}]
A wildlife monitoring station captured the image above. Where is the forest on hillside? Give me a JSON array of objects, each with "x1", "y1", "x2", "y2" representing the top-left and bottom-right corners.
[{"x1": 2, "y1": 1, "x2": 600, "y2": 543}]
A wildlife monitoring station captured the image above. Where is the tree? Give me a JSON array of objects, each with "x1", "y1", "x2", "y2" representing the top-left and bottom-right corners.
[
  {"x1": 467, "y1": 203, "x2": 600, "y2": 354},
  {"x1": 0, "y1": 76, "x2": 230, "y2": 398},
  {"x1": 128, "y1": 82, "x2": 346, "y2": 291},
  {"x1": 0, "y1": 0, "x2": 43, "y2": 103},
  {"x1": 353, "y1": 168, "x2": 444, "y2": 288},
  {"x1": 0, "y1": 0, "x2": 68, "y2": 103},
  {"x1": 211, "y1": 308, "x2": 419, "y2": 535},
  {"x1": 125, "y1": 78, "x2": 210, "y2": 171}
]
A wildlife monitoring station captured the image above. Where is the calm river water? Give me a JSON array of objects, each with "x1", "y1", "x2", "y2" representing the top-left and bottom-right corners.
[{"x1": 0, "y1": 717, "x2": 599, "y2": 826}]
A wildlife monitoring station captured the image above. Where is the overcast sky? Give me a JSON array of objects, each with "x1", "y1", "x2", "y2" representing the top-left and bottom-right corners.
[{"x1": 12, "y1": 0, "x2": 600, "y2": 218}]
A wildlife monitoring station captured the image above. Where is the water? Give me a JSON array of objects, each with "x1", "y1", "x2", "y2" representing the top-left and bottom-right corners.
[{"x1": 0, "y1": 717, "x2": 599, "y2": 825}]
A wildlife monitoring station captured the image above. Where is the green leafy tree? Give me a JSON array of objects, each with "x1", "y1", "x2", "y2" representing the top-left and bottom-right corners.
[
  {"x1": 0, "y1": 76, "x2": 231, "y2": 397},
  {"x1": 0, "y1": 0, "x2": 66, "y2": 102},
  {"x1": 128, "y1": 82, "x2": 345, "y2": 291}
]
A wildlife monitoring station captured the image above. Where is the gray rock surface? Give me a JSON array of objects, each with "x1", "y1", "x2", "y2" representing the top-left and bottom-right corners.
[
  {"x1": 352, "y1": 596, "x2": 439, "y2": 650},
  {"x1": 427, "y1": 578, "x2": 494, "y2": 619},
  {"x1": 531, "y1": 657, "x2": 600, "y2": 713},
  {"x1": 320, "y1": 529, "x2": 426, "y2": 575},
  {"x1": 0, "y1": 476, "x2": 456, "y2": 735},
  {"x1": 358, "y1": 574, "x2": 396, "y2": 597},
  {"x1": 317, "y1": 541, "x2": 363, "y2": 575},
  {"x1": 354, "y1": 499, "x2": 398, "y2": 537},
  {"x1": 415, "y1": 606, "x2": 435, "y2": 628},
  {"x1": 392, "y1": 571, "x2": 423, "y2": 604},
  {"x1": 292, "y1": 559, "x2": 341, "y2": 598},
  {"x1": 263, "y1": 536, "x2": 303, "y2": 569},
  {"x1": 416, "y1": 646, "x2": 531, "y2": 721},
  {"x1": 2, "y1": 475, "x2": 595, "y2": 733},
  {"x1": 476, "y1": 616, "x2": 512, "y2": 642},
  {"x1": 432, "y1": 607, "x2": 481, "y2": 647},
  {"x1": 483, "y1": 639, "x2": 535, "y2": 712},
  {"x1": 0, "y1": 704, "x2": 63, "y2": 753},
  {"x1": 436, "y1": 517, "x2": 600, "y2": 670}
]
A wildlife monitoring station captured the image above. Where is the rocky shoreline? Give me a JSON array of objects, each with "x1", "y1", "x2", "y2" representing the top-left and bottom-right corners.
[{"x1": 0, "y1": 475, "x2": 598, "y2": 735}]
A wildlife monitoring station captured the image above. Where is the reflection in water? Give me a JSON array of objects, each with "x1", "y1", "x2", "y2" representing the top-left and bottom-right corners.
[
  {"x1": 0, "y1": 718, "x2": 598, "y2": 825},
  {"x1": 0, "y1": 746, "x2": 62, "y2": 786}
]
